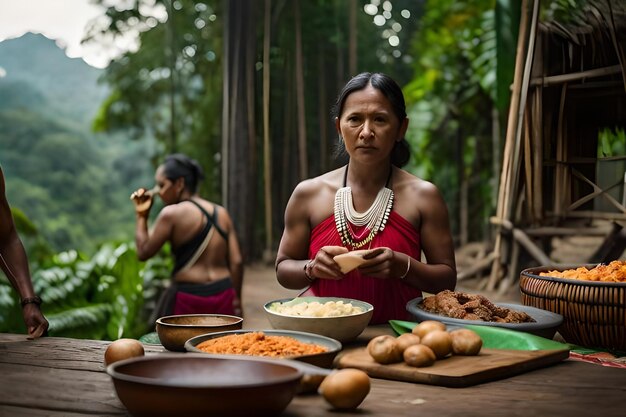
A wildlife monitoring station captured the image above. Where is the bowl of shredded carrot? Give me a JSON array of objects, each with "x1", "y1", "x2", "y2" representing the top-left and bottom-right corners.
[
  {"x1": 520, "y1": 262, "x2": 626, "y2": 350},
  {"x1": 184, "y1": 329, "x2": 342, "y2": 368}
]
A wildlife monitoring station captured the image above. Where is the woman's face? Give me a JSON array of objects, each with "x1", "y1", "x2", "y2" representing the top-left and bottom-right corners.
[
  {"x1": 336, "y1": 85, "x2": 408, "y2": 164},
  {"x1": 154, "y1": 165, "x2": 181, "y2": 205}
]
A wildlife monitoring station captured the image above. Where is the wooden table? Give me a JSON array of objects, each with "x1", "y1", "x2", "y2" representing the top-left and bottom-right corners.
[{"x1": 1, "y1": 331, "x2": 625, "y2": 417}]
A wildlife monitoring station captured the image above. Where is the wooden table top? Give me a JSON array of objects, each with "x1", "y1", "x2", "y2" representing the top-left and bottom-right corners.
[{"x1": 1, "y1": 330, "x2": 625, "y2": 417}]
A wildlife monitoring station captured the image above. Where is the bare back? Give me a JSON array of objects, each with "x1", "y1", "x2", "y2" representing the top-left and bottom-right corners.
[{"x1": 165, "y1": 199, "x2": 233, "y2": 283}]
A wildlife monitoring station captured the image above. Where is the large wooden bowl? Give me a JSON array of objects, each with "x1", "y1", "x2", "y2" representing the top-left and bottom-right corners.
[
  {"x1": 520, "y1": 265, "x2": 626, "y2": 350},
  {"x1": 107, "y1": 354, "x2": 302, "y2": 417}
]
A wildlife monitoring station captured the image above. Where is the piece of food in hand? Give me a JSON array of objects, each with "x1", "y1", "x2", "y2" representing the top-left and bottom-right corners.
[
  {"x1": 130, "y1": 188, "x2": 153, "y2": 212},
  {"x1": 367, "y1": 335, "x2": 402, "y2": 364},
  {"x1": 412, "y1": 320, "x2": 447, "y2": 338},
  {"x1": 319, "y1": 368, "x2": 370, "y2": 410},
  {"x1": 394, "y1": 332, "x2": 421, "y2": 354},
  {"x1": 333, "y1": 250, "x2": 374, "y2": 274},
  {"x1": 104, "y1": 338, "x2": 145, "y2": 366},
  {"x1": 419, "y1": 329, "x2": 453, "y2": 359},
  {"x1": 449, "y1": 328, "x2": 483, "y2": 355},
  {"x1": 403, "y1": 344, "x2": 437, "y2": 367}
]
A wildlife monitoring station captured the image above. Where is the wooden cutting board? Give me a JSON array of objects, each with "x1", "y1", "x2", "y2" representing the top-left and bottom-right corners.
[{"x1": 336, "y1": 347, "x2": 570, "y2": 387}]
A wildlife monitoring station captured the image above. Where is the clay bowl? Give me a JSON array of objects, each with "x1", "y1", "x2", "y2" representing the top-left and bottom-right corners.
[
  {"x1": 107, "y1": 353, "x2": 302, "y2": 417},
  {"x1": 156, "y1": 314, "x2": 243, "y2": 351},
  {"x1": 185, "y1": 329, "x2": 342, "y2": 369},
  {"x1": 263, "y1": 296, "x2": 374, "y2": 342}
]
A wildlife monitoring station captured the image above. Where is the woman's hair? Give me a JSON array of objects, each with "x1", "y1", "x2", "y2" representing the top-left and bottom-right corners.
[
  {"x1": 332, "y1": 72, "x2": 411, "y2": 167},
  {"x1": 162, "y1": 153, "x2": 205, "y2": 193}
]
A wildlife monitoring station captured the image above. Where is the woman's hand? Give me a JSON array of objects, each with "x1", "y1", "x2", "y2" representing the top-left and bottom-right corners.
[
  {"x1": 23, "y1": 304, "x2": 49, "y2": 339},
  {"x1": 130, "y1": 188, "x2": 154, "y2": 216},
  {"x1": 359, "y1": 247, "x2": 409, "y2": 279},
  {"x1": 308, "y1": 246, "x2": 348, "y2": 280}
]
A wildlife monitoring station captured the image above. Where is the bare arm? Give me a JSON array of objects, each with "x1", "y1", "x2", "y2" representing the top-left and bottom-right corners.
[
  {"x1": 0, "y1": 167, "x2": 48, "y2": 338},
  {"x1": 135, "y1": 205, "x2": 176, "y2": 261},
  {"x1": 275, "y1": 180, "x2": 346, "y2": 289}
]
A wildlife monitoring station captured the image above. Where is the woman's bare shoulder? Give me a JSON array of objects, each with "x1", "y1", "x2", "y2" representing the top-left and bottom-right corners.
[
  {"x1": 396, "y1": 169, "x2": 441, "y2": 198},
  {"x1": 291, "y1": 168, "x2": 344, "y2": 200}
]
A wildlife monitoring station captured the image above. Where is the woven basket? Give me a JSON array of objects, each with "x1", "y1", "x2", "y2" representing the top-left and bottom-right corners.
[{"x1": 520, "y1": 265, "x2": 626, "y2": 351}]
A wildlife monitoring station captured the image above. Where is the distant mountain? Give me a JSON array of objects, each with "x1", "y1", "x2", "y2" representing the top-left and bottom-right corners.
[
  {"x1": 0, "y1": 32, "x2": 155, "y2": 254},
  {"x1": 0, "y1": 33, "x2": 108, "y2": 129}
]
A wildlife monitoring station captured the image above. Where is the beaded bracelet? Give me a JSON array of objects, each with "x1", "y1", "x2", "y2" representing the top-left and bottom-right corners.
[
  {"x1": 304, "y1": 260, "x2": 316, "y2": 282},
  {"x1": 399, "y1": 256, "x2": 411, "y2": 280},
  {"x1": 20, "y1": 296, "x2": 42, "y2": 307}
]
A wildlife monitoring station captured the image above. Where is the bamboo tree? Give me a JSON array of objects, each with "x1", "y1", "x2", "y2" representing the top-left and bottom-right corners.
[
  {"x1": 263, "y1": 0, "x2": 273, "y2": 260},
  {"x1": 294, "y1": 0, "x2": 308, "y2": 180}
]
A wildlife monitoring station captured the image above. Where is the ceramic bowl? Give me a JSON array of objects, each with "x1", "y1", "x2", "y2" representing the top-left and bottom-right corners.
[
  {"x1": 107, "y1": 353, "x2": 302, "y2": 417},
  {"x1": 184, "y1": 329, "x2": 342, "y2": 369},
  {"x1": 155, "y1": 314, "x2": 243, "y2": 351},
  {"x1": 263, "y1": 296, "x2": 374, "y2": 342},
  {"x1": 406, "y1": 296, "x2": 563, "y2": 339}
]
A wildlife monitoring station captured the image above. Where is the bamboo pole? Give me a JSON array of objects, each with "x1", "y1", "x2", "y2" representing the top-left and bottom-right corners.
[
  {"x1": 489, "y1": 0, "x2": 530, "y2": 289},
  {"x1": 554, "y1": 83, "x2": 568, "y2": 218},
  {"x1": 489, "y1": 0, "x2": 541, "y2": 291},
  {"x1": 262, "y1": 0, "x2": 273, "y2": 261},
  {"x1": 529, "y1": 64, "x2": 622, "y2": 86}
]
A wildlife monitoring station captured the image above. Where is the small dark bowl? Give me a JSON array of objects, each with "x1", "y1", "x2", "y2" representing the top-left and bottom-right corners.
[
  {"x1": 406, "y1": 297, "x2": 563, "y2": 339},
  {"x1": 107, "y1": 353, "x2": 302, "y2": 417},
  {"x1": 156, "y1": 314, "x2": 243, "y2": 351},
  {"x1": 185, "y1": 329, "x2": 342, "y2": 368}
]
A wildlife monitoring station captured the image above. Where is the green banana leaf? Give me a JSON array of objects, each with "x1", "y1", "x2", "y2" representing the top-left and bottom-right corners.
[{"x1": 389, "y1": 320, "x2": 572, "y2": 351}]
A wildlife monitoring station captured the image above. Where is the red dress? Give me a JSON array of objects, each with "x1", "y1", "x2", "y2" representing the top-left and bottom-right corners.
[{"x1": 304, "y1": 210, "x2": 422, "y2": 324}]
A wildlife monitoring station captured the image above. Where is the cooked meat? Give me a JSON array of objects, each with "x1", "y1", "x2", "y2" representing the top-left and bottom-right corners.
[{"x1": 420, "y1": 290, "x2": 535, "y2": 324}]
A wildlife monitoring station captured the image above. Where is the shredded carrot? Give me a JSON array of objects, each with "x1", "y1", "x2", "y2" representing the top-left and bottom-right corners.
[
  {"x1": 196, "y1": 332, "x2": 328, "y2": 357},
  {"x1": 540, "y1": 260, "x2": 626, "y2": 283}
]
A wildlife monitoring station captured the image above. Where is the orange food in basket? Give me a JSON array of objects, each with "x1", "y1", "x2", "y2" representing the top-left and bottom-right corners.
[
  {"x1": 196, "y1": 332, "x2": 328, "y2": 357},
  {"x1": 540, "y1": 260, "x2": 626, "y2": 283}
]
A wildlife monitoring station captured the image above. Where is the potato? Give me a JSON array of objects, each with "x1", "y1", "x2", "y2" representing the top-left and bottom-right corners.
[
  {"x1": 104, "y1": 338, "x2": 144, "y2": 366},
  {"x1": 419, "y1": 329, "x2": 452, "y2": 359},
  {"x1": 403, "y1": 344, "x2": 436, "y2": 367},
  {"x1": 412, "y1": 320, "x2": 446, "y2": 338},
  {"x1": 367, "y1": 335, "x2": 402, "y2": 364},
  {"x1": 394, "y1": 333, "x2": 421, "y2": 354},
  {"x1": 450, "y1": 328, "x2": 483, "y2": 355},
  {"x1": 319, "y1": 369, "x2": 370, "y2": 410}
]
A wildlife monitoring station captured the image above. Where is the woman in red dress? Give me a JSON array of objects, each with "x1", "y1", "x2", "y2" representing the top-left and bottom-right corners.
[{"x1": 275, "y1": 72, "x2": 456, "y2": 324}]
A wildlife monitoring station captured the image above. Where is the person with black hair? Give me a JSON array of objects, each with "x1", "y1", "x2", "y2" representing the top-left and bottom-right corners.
[
  {"x1": 0, "y1": 165, "x2": 49, "y2": 338},
  {"x1": 275, "y1": 72, "x2": 456, "y2": 324},
  {"x1": 131, "y1": 154, "x2": 244, "y2": 320}
]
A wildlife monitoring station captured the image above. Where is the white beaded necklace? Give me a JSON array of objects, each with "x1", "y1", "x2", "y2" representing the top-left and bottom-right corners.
[{"x1": 334, "y1": 164, "x2": 394, "y2": 249}]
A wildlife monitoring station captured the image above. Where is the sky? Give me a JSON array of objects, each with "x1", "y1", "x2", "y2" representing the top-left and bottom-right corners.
[{"x1": 0, "y1": 0, "x2": 134, "y2": 68}]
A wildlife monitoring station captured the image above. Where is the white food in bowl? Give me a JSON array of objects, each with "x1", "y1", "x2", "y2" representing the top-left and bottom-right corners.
[{"x1": 269, "y1": 300, "x2": 364, "y2": 317}]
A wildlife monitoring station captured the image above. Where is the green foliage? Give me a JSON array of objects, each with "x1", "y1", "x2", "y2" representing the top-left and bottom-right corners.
[
  {"x1": 0, "y1": 242, "x2": 171, "y2": 340},
  {"x1": 598, "y1": 128, "x2": 626, "y2": 158},
  {"x1": 403, "y1": 0, "x2": 501, "y2": 241},
  {"x1": 86, "y1": 0, "x2": 224, "y2": 200}
]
